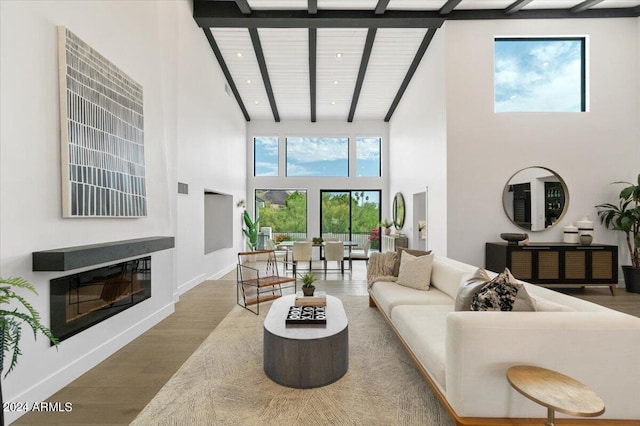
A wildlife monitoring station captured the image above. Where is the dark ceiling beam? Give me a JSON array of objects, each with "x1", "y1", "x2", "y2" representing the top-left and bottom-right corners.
[
  {"x1": 194, "y1": 3, "x2": 446, "y2": 28},
  {"x1": 445, "y1": 7, "x2": 638, "y2": 19},
  {"x1": 309, "y1": 28, "x2": 316, "y2": 123},
  {"x1": 201, "y1": 28, "x2": 250, "y2": 121},
  {"x1": 384, "y1": 28, "x2": 437, "y2": 123},
  {"x1": 308, "y1": 0, "x2": 317, "y2": 14},
  {"x1": 505, "y1": 0, "x2": 533, "y2": 15},
  {"x1": 234, "y1": 0, "x2": 251, "y2": 14},
  {"x1": 570, "y1": 0, "x2": 604, "y2": 14},
  {"x1": 439, "y1": 0, "x2": 462, "y2": 15},
  {"x1": 249, "y1": 28, "x2": 280, "y2": 122},
  {"x1": 193, "y1": 2, "x2": 639, "y2": 26},
  {"x1": 375, "y1": 0, "x2": 390, "y2": 15},
  {"x1": 348, "y1": 29, "x2": 377, "y2": 123}
]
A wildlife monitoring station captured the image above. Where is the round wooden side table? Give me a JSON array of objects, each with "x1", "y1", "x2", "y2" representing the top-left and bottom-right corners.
[{"x1": 507, "y1": 365, "x2": 605, "y2": 426}]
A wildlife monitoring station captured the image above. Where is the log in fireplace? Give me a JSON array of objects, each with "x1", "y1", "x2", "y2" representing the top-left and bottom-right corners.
[{"x1": 50, "y1": 256, "x2": 151, "y2": 342}]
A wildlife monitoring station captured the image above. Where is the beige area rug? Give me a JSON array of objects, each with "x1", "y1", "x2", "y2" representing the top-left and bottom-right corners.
[{"x1": 131, "y1": 296, "x2": 455, "y2": 426}]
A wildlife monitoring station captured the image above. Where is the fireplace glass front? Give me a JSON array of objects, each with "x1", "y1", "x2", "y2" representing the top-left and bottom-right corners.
[{"x1": 50, "y1": 256, "x2": 151, "y2": 342}]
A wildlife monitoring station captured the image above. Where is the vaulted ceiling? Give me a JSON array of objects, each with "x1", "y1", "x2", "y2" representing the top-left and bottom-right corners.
[{"x1": 193, "y1": 0, "x2": 640, "y2": 122}]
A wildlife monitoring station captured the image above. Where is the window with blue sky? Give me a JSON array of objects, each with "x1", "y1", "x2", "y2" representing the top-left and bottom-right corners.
[
  {"x1": 356, "y1": 137, "x2": 381, "y2": 177},
  {"x1": 254, "y1": 137, "x2": 278, "y2": 176},
  {"x1": 494, "y1": 37, "x2": 585, "y2": 113},
  {"x1": 286, "y1": 137, "x2": 349, "y2": 177}
]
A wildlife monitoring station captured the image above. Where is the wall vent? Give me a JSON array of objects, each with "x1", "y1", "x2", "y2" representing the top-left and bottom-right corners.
[{"x1": 178, "y1": 182, "x2": 189, "y2": 195}]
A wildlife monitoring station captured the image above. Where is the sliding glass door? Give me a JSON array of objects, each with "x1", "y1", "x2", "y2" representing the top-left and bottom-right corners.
[{"x1": 320, "y1": 190, "x2": 381, "y2": 250}]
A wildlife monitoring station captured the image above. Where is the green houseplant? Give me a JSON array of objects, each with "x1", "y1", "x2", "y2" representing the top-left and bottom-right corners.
[
  {"x1": 596, "y1": 173, "x2": 640, "y2": 293},
  {"x1": 380, "y1": 218, "x2": 393, "y2": 235},
  {"x1": 299, "y1": 271, "x2": 317, "y2": 296},
  {"x1": 0, "y1": 277, "x2": 59, "y2": 425},
  {"x1": 242, "y1": 210, "x2": 260, "y2": 251}
]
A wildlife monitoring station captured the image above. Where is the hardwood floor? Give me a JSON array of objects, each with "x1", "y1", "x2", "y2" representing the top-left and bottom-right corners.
[{"x1": 12, "y1": 261, "x2": 640, "y2": 425}]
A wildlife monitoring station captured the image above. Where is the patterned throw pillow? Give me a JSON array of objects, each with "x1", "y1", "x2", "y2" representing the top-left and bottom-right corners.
[{"x1": 471, "y1": 268, "x2": 536, "y2": 312}]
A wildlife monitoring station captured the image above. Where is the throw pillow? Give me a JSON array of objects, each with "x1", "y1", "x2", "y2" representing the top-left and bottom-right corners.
[
  {"x1": 471, "y1": 268, "x2": 536, "y2": 312},
  {"x1": 396, "y1": 252, "x2": 434, "y2": 291},
  {"x1": 455, "y1": 268, "x2": 492, "y2": 311},
  {"x1": 392, "y1": 247, "x2": 433, "y2": 277}
]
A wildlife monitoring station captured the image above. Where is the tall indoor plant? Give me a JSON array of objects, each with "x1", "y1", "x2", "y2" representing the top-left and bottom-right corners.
[
  {"x1": 242, "y1": 210, "x2": 260, "y2": 251},
  {"x1": 596, "y1": 173, "x2": 640, "y2": 293},
  {"x1": 0, "y1": 277, "x2": 59, "y2": 425}
]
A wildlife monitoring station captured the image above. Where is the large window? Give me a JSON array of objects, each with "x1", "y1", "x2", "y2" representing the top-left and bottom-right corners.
[
  {"x1": 320, "y1": 190, "x2": 381, "y2": 250},
  {"x1": 254, "y1": 137, "x2": 278, "y2": 176},
  {"x1": 286, "y1": 137, "x2": 348, "y2": 177},
  {"x1": 494, "y1": 37, "x2": 586, "y2": 112},
  {"x1": 255, "y1": 190, "x2": 307, "y2": 240},
  {"x1": 356, "y1": 137, "x2": 381, "y2": 177}
]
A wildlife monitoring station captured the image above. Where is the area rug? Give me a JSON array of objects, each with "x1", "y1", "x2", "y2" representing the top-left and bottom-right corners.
[{"x1": 131, "y1": 296, "x2": 454, "y2": 426}]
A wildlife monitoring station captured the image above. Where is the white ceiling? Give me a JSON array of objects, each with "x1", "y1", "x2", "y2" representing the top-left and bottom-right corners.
[{"x1": 203, "y1": 0, "x2": 640, "y2": 122}]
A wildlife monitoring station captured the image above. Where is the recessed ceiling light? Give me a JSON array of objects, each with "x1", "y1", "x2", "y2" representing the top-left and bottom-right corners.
[
  {"x1": 237, "y1": 52, "x2": 243, "y2": 58},
  {"x1": 335, "y1": 52, "x2": 343, "y2": 59},
  {"x1": 254, "y1": 100, "x2": 259, "y2": 105},
  {"x1": 331, "y1": 101, "x2": 336, "y2": 105},
  {"x1": 333, "y1": 80, "x2": 339, "y2": 85},
  {"x1": 246, "y1": 79, "x2": 252, "y2": 84}
]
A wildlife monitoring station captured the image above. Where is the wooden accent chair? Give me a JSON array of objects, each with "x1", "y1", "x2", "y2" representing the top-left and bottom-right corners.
[{"x1": 237, "y1": 250, "x2": 296, "y2": 315}]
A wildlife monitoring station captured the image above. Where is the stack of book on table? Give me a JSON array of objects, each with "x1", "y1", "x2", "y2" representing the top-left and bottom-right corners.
[{"x1": 294, "y1": 290, "x2": 326, "y2": 307}]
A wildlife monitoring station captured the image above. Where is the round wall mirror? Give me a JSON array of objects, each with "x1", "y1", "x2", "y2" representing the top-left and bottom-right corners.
[
  {"x1": 393, "y1": 192, "x2": 406, "y2": 230},
  {"x1": 502, "y1": 166, "x2": 569, "y2": 232}
]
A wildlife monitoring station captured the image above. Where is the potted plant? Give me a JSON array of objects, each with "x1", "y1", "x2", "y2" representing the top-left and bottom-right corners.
[
  {"x1": 0, "y1": 277, "x2": 59, "y2": 426},
  {"x1": 596, "y1": 173, "x2": 640, "y2": 293},
  {"x1": 242, "y1": 210, "x2": 260, "y2": 251},
  {"x1": 299, "y1": 271, "x2": 317, "y2": 296},
  {"x1": 380, "y1": 219, "x2": 393, "y2": 235}
]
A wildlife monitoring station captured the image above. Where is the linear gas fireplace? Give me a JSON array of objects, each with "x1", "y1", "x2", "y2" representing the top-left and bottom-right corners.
[{"x1": 50, "y1": 256, "x2": 151, "y2": 342}]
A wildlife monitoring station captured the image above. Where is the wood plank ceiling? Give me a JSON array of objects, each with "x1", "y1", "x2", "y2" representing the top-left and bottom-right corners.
[{"x1": 194, "y1": 0, "x2": 640, "y2": 123}]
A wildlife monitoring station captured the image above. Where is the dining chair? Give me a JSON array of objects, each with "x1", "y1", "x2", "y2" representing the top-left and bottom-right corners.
[
  {"x1": 292, "y1": 241, "x2": 312, "y2": 275},
  {"x1": 349, "y1": 239, "x2": 371, "y2": 270},
  {"x1": 324, "y1": 241, "x2": 345, "y2": 275}
]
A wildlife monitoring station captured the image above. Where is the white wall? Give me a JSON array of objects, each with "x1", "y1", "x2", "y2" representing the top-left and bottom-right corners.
[
  {"x1": 389, "y1": 29, "x2": 448, "y2": 255},
  {"x1": 247, "y1": 120, "x2": 388, "y2": 240},
  {"x1": 0, "y1": 1, "x2": 246, "y2": 422},
  {"x1": 175, "y1": 2, "x2": 246, "y2": 294},
  {"x1": 445, "y1": 18, "x2": 639, "y2": 267}
]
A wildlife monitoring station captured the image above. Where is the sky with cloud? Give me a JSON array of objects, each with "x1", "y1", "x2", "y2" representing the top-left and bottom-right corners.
[
  {"x1": 495, "y1": 38, "x2": 583, "y2": 112},
  {"x1": 254, "y1": 137, "x2": 380, "y2": 177}
]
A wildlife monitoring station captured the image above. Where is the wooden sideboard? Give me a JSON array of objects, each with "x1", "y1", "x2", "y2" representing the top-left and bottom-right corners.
[
  {"x1": 381, "y1": 234, "x2": 408, "y2": 253},
  {"x1": 485, "y1": 242, "x2": 618, "y2": 295}
]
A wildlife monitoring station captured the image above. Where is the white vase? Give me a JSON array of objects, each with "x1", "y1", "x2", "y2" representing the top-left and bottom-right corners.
[{"x1": 576, "y1": 216, "x2": 594, "y2": 237}]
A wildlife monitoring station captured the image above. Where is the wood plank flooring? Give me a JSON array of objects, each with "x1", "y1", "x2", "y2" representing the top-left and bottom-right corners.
[{"x1": 12, "y1": 261, "x2": 640, "y2": 425}]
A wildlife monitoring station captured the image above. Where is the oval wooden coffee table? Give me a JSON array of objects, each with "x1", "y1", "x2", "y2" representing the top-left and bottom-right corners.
[
  {"x1": 507, "y1": 365, "x2": 605, "y2": 426},
  {"x1": 263, "y1": 294, "x2": 348, "y2": 389}
]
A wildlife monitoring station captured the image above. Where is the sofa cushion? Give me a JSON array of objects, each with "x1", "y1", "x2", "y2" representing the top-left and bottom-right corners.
[
  {"x1": 392, "y1": 247, "x2": 432, "y2": 277},
  {"x1": 471, "y1": 268, "x2": 536, "y2": 312},
  {"x1": 370, "y1": 281, "x2": 454, "y2": 317},
  {"x1": 396, "y1": 252, "x2": 434, "y2": 291},
  {"x1": 391, "y1": 305, "x2": 453, "y2": 392},
  {"x1": 532, "y1": 296, "x2": 577, "y2": 312},
  {"x1": 431, "y1": 256, "x2": 478, "y2": 300},
  {"x1": 455, "y1": 268, "x2": 492, "y2": 311}
]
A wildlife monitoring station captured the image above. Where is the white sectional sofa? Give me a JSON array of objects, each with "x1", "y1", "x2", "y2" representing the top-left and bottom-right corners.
[{"x1": 368, "y1": 254, "x2": 640, "y2": 425}]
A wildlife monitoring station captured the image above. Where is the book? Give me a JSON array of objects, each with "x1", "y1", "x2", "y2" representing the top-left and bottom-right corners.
[{"x1": 294, "y1": 290, "x2": 327, "y2": 307}]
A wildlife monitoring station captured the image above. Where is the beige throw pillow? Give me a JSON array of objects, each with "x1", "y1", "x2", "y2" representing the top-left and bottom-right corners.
[
  {"x1": 392, "y1": 247, "x2": 433, "y2": 277},
  {"x1": 471, "y1": 268, "x2": 536, "y2": 312},
  {"x1": 455, "y1": 268, "x2": 492, "y2": 311},
  {"x1": 396, "y1": 252, "x2": 434, "y2": 291}
]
